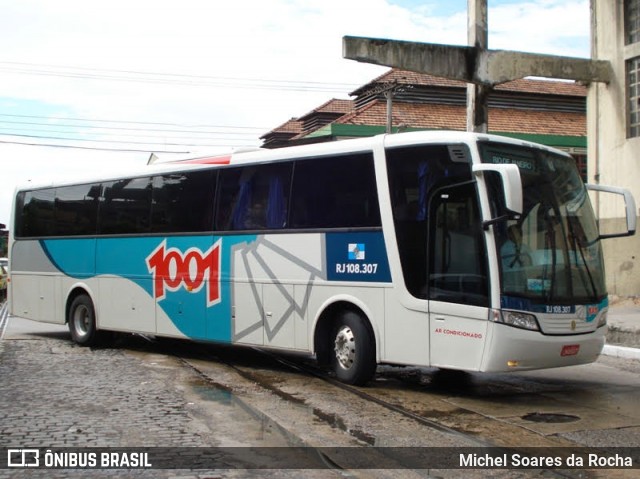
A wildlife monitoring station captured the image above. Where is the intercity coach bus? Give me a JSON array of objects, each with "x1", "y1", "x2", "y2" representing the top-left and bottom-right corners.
[{"x1": 8, "y1": 132, "x2": 636, "y2": 385}]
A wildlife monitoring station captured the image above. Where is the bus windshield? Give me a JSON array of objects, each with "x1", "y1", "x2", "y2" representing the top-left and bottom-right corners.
[{"x1": 479, "y1": 142, "x2": 606, "y2": 304}]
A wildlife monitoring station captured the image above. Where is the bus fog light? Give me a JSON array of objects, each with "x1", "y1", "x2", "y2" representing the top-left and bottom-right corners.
[
  {"x1": 500, "y1": 310, "x2": 540, "y2": 331},
  {"x1": 507, "y1": 360, "x2": 519, "y2": 367}
]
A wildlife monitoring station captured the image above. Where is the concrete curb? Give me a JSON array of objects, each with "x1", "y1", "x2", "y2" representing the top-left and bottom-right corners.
[{"x1": 602, "y1": 343, "x2": 640, "y2": 361}]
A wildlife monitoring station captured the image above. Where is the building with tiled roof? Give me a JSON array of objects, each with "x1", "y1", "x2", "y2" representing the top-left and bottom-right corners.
[
  {"x1": 261, "y1": 68, "x2": 587, "y2": 176},
  {"x1": 260, "y1": 117, "x2": 304, "y2": 149},
  {"x1": 261, "y1": 99, "x2": 353, "y2": 148}
]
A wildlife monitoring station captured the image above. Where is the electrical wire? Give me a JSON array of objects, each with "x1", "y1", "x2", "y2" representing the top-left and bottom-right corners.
[
  {"x1": 0, "y1": 123, "x2": 262, "y2": 138},
  {"x1": 0, "y1": 61, "x2": 360, "y2": 92},
  {"x1": 0, "y1": 113, "x2": 267, "y2": 152},
  {"x1": 0, "y1": 60, "x2": 347, "y2": 151},
  {"x1": 0, "y1": 138, "x2": 191, "y2": 154},
  {"x1": 0, "y1": 118, "x2": 267, "y2": 135},
  {"x1": 0, "y1": 112, "x2": 269, "y2": 130},
  {"x1": 1, "y1": 130, "x2": 259, "y2": 146}
]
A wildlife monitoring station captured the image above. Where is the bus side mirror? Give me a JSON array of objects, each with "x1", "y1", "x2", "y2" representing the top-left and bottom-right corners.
[
  {"x1": 472, "y1": 163, "x2": 523, "y2": 215},
  {"x1": 586, "y1": 184, "x2": 637, "y2": 239}
]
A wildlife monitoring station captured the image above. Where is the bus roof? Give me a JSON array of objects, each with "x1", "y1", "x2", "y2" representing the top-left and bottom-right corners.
[{"x1": 15, "y1": 131, "x2": 569, "y2": 192}]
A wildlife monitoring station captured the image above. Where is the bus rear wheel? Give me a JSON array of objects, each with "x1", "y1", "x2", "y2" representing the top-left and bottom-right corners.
[
  {"x1": 331, "y1": 311, "x2": 376, "y2": 386},
  {"x1": 68, "y1": 294, "x2": 101, "y2": 347}
]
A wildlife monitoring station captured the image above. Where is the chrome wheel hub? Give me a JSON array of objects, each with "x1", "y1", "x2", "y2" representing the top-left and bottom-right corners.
[
  {"x1": 334, "y1": 325, "x2": 356, "y2": 370},
  {"x1": 73, "y1": 305, "x2": 90, "y2": 337}
]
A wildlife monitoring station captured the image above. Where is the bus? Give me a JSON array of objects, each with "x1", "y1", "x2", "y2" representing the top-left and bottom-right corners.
[{"x1": 8, "y1": 131, "x2": 636, "y2": 385}]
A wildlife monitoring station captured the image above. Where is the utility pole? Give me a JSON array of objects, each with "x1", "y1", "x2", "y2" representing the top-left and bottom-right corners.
[
  {"x1": 466, "y1": 0, "x2": 489, "y2": 133},
  {"x1": 385, "y1": 88, "x2": 393, "y2": 133},
  {"x1": 362, "y1": 80, "x2": 403, "y2": 133}
]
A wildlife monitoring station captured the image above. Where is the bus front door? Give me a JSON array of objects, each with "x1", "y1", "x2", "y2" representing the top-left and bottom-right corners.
[{"x1": 428, "y1": 182, "x2": 490, "y2": 371}]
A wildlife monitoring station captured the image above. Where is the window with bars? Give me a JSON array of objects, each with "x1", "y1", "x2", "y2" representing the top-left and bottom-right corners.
[
  {"x1": 572, "y1": 154, "x2": 587, "y2": 182},
  {"x1": 627, "y1": 0, "x2": 640, "y2": 45},
  {"x1": 628, "y1": 57, "x2": 640, "y2": 138}
]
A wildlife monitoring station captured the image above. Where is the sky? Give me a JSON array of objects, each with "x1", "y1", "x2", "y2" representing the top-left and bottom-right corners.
[{"x1": 0, "y1": 0, "x2": 591, "y2": 227}]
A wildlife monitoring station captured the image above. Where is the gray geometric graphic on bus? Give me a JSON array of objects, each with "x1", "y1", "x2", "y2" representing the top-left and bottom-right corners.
[{"x1": 232, "y1": 236, "x2": 325, "y2": 342}]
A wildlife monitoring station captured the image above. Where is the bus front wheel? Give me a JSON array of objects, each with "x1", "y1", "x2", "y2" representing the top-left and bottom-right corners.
[
  {"x1": 68, "y1": 294, "x2": 100, "y2": 347},
  {"x1": 331, "y1": 311, "x2": 376, "y2": 386}
]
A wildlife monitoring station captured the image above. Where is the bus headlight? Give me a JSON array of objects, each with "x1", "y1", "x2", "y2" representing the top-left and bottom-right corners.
[
  {"x1": 597, "y1": 310, "x2": 607, "y2": 328},
  {"x1": 492, "y1": 309, "x2": 540, "y2": 331}
]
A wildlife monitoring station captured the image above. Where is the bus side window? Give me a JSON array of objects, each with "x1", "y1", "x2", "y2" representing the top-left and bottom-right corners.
[
  {"x1": 386, "y1": 145, "x2": 472, "y2": 298},
  {"x1": 19, "y1": 189, "x2": 56, "y2": 237},
  {"x1": 428, "y1": 182, "x2": 488, "y2": 307},
  {"x1": 216, "y1": 163, "x2": 291, "y2": 231},
  {"x1": 99, "y1": 177, "x2": 152, "y2": 235},
  {"x1": 151, "y1": 170, "x2": 216, "y2": 233},
  {"x1": 290, "y1": 153, "x2": 380, "y2": 229},
  {"x1": 55, "y1": 184, "x2": 100, "y2": 236}
]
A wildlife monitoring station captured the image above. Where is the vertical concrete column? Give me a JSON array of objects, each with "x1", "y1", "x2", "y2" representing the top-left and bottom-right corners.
[{"x1": 467, "y1": 0, "x2": 491, "y2": 133}]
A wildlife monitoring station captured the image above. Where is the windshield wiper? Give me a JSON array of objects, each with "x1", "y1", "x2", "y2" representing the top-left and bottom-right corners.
[
  {"x1": 565, "y1": 208, "x2": 599, "y2": 302},
  {"x1": 542, "y1": 210, "x2": 557, "y2": 303}
]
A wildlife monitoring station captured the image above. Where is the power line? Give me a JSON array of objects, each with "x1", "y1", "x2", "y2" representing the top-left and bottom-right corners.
[
  {"x1": 0, "y1": 61, "x2": 360, "y2": 92},
  {"x1": 0, "y1": 112, "x2": 267, "y2": 152},
  {"x1": 0, "y1": 112, "x2": 269, "y2": 131},
  {"x1": 0, "y1": 132, "x2": 260, "y2": 148},
  {"x1": 0, "y1": 130, "x2": 259, "y2": 146},
  {"x1": 0, "y1": 109, "x2": 266, "y2": 153},
  {"x1": 0, "y1": 139, "x2": 191, "y2": 154},
  {"x1": 0, "y1": 121, "x2": 262, "y2": 138},
  {"x1": 1, "y1": 61, "x2": 346, "y2": 152}
]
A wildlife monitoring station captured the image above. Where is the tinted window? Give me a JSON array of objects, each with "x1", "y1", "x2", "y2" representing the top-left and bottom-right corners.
[
  {"x1": 99, "y1": 177, "x2": 152, "y2": 234},
  {"x1": 429, "y1": 182, "x2": 488, "y2": 306},
  {"x1": 215, "y1": 163, "x2": 292, "y2": 231},
  {"x1": 20, "y1": 189, "x2": 56, "y2": 237},
  {"x1": 55, "y1": 184, "x2": 100, "y2": 236},
  {"x1": 386, "y1": 145, "x2": 472, "y2": 297},
  {"x1": 290, "y1": 153, "x2": 380, "y2": 229},
  {"x1": 152, "y1": 170, "x2": 216, "y2": 233},
  {"x1": 13, "y1": 192, "x2": 25, "y2": 237}
]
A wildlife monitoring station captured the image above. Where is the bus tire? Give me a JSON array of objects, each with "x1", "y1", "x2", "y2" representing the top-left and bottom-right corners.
[
  {"x1": 331, "y1": 311, "x2": 376, "y2": 386},
  {"x1": 68, "y1": 294, "x2": 101, "y2": 347}
]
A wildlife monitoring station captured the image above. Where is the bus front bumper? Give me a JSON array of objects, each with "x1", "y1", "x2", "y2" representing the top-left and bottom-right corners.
[{"x1": 480, "y1": 322, "x2": 606, "y2": 372}]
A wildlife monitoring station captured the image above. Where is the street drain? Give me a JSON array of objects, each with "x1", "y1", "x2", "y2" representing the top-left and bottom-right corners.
[{"x1": 522, "y1": 412, "x2": 580, "y2": 423}]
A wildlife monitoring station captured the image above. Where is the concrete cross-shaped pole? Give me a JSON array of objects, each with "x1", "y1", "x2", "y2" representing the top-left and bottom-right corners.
[
  {"x1": 467, "y1": 0, "x2": 489, "y2": 132},
  {"x1": 343, "y1": 0, "x2": 611, "y2": 133}
]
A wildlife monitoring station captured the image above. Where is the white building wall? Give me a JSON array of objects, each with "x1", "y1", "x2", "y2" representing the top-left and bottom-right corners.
[{"x1": 588, "y1": 0, "x2": 640, "y2": 296}]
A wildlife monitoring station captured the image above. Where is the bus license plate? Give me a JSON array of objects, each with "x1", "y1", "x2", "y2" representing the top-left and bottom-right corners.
[{"x1": 561, "y1": 344, "x2": 580, "y2": 357}]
